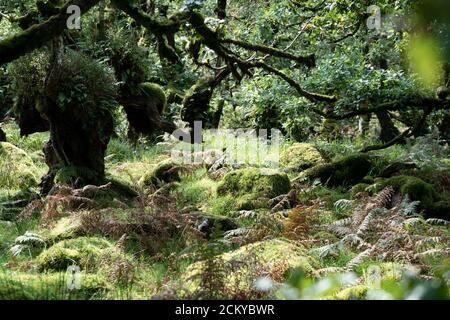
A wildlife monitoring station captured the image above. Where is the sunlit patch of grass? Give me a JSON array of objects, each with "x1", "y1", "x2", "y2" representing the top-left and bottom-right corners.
[
  {"x1": 175, "y1": 169, "x2": 217, "y2": 209},
  {"x1": 106, "y1": 138, "x2": 171, "y2": 183},
  {"x1": 206, "y1": 195, "x2": 239, "y2": 217},
  {"x1": 314, "y1": 248, "x2": 356, "y2": 269}
]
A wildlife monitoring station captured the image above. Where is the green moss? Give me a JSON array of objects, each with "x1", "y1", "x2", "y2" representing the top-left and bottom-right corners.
[
  {"x1": 332, "y1": 285, "x2": 368, "y2": 300},
  {"x1": 217, "y1": 168, "x2": 291, "y2": 199},
  {"x1": 138, "y1": 82, "x2": 167, "y2": 113},
  {"x1": 181, "y1": 239, "x2": 314, "y2": 298},
  {"x1": 46, "y1": 216, "x2": 83, "y2": 241},
  {"x1": 280, "y1": 143, "x2": 323, "y2": 171},
  {"x1": 140, "y1": 159, "x2": 181, "y2": 186},
  {"x1": 208, "y1": 194, "x2": 239, "y2": 216},
  {"x1": 361, "y1": 176, "x2": 374, "y2": 184},
  {"x1": 399, "y1": 168, "x2": 450, "y2": 199},
  {"x1": 0, "y1": 271, "x2": 109, "y2": 300},
  {"x1": 176, "y1": 170, "x2": 217, "y2": 207},
  {"x1": 379, "y1": 175, "x2": 437, "y2": 209},
  {"x1": 303, "y1": 153, "x2": 372, "y2": 187},
  {"x1": 0, "y1": 142, "x2": 40, "y2": 189},
  {"x1": 181, "y1": 79, "x2": 213, "y2": 126},
  {"x1": 35, "y1": 237, "x2": 113, "y2": 272}
]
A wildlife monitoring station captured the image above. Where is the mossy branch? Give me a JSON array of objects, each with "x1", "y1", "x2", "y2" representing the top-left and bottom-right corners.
[
  {"x1": 110, "y1": 0, "x2": 180, "y2": 34},
  {"x1": 0, "y1": 0, "x2": 100, "y2": 65},
  {"x1": 249, "y1": 61, "x2": 337, "y2": 103},
  {"x1": 360, "y1": 106, "x2": 434, "y2": 152},
  {"x1": 113, "y1": 7, "x2": 334, "y2": 103},
  {"x1": 222, "y1": 38, "x2": 315, "y2": 67},
  {"x1": 312, "y1": 98, "x2": 450, "y2": 120}
]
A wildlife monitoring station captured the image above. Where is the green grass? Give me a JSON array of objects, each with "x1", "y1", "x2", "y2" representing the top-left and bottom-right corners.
[{"x1": 175, "y1": 169, "x2": 218, "y2": 209}]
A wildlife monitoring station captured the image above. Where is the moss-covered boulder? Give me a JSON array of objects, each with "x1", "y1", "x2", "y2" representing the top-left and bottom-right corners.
[
  {"x1": 0, "y1": 271, "x2": 109, "y2": 300},
  {"x1": 379, "y1": 175, "x2": 437, "y2": 209},
  {"x1": 422, "y1": 200, "x2": 450, "y2": 220},
  {"x1": 189, "y1": 212, "x2": 238, "y2": 238},
  {"x1": 140, "y1": 159, "x2": 182, "y2": 187},
  {"x1": 217, "y1": 168, "x2": 291, "y2": 199},
  {"x1": 46, "y1": 216, "x2": 83, "y2": 241},
  {"x1": 180, "y1": 239, "x2": 315, "y2": 298},
  {"x1": 378, "y1": 175, "x2": 450, "y2": 219},
  {"x1": 302, "y1": 153, "x2": 372, "y2": 187},
  {"x1": 35, "y1": 237, "x2": 113, "y2": 272},
  {"x1": 0, "y1": 142, "x2": 40, "y2": 189},
  {"x1": 332, "y1": 285, "x2": 368, "y2": 300},
  {"x1": 280, "y1": 143, "x2": 323, "y2": 171}
]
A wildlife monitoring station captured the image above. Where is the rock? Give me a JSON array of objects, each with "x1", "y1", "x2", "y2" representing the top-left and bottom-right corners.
[
  {"x1": 302, "y1": 153, "x2": 372, "y2": 187},
  {"x1": 140, "y1": 159, "x2": 183, "y2": 186},
  {"x1": 217, "y1": 168, "x2": 291, "y2": 199},
  {"x1": 0, "y1": 272, "x2": 109, "y2": 299},
  {"x1": 35, "y1": 237, "x2": 114, "y2": 272},
  {"x1": 47, "y1": 216, "x2": 83, "y2": 241},
  {"x1": 180, "y1": 239, "x2": 315, "y2": 298},
  {"x1": 188, "y1": 211, "x2": 238, "y2": 238},
  {"x1": 280, "y1": 143, "x2": 323, "y2": 172}
]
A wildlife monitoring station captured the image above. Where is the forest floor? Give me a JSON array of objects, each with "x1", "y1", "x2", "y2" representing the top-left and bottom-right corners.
[{"x1": 0, "y1": 121, "x2": 449, "y2": 300}]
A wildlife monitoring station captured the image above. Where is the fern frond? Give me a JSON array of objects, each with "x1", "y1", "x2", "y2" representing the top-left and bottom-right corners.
[
  {"x1": 223, "y1": 228, "x2": 251, "y2": 239},
  {"x1": 327, "y1": 218, "x2": 352, "y2": 236},
  {"x1": 328, "y1": 225, "x2": 352, "y2": 237},
  {"x1": 425, "y1": 218, "x2": 449, "y2": 226},
  {"x1": 14, "y1": 231, "x2": 44, "y2": 245},
  {"x1": 346, "y1": 248, "x2": 373, "y2": 271},
  {"x1": 10, "y1": 244, "x2": 26, "y2": 257},
  {"x1": 334, "y1": 199, "x2": 353, "y2": 210},
  {"x1": 400, "y1": 196, "x2": 421, "y2": 216},
  {"x1": 415, "y1": 248, "x2": 450, "y2": 258},
  {"x1": 415, "y1": 236, "x2": 444, "y2": 249},
  {"x1": 372, "y1": 187, "x2": 395, "y2": 208},
  {"x1": 402, "y1": 217, "x2": 424, "y2": 229},
  {"x1": 311, "y1": 241, "x2": 343, "y2": 258},
  {"x1": 356, "y1": 208, "x2": 388, "y2": 235}
]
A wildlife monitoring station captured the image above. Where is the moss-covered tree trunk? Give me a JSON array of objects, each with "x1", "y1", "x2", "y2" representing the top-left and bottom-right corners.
[
  {"x1": 181, "y1": 68, "x2": 230, "y2": 131},
  {"x1": 40, "y1": 37, "x2": 113, "y2": 192},
  {"x1": 375, "y1": 110, "x2": 401, "y2": 143}
]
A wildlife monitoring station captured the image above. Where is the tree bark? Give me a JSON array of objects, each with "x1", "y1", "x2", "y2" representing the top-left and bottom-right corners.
[
  {"x1": 39, "y1": 37, "x2": 114, "y2": 189},
  {"x1": 0, "y1": 127, "x2": 6, "y2": 142},
  {"x1": 375, "y1": 110, "x2": 402, "y2": 143}
]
